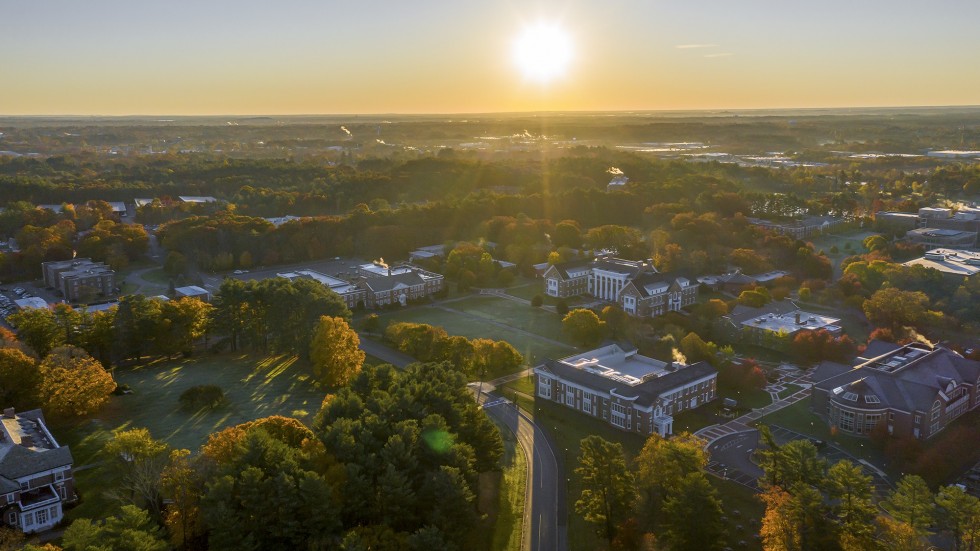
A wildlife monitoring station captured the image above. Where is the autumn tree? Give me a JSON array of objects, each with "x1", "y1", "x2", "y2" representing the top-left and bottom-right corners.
[
  {"x1": 104, "y1": 428, "x2": 169, "y2": 517},
  {"x1": 310, "y1": 316, "x2": 365, "y2": 388},
  {"x1": 760, "y1": 486, "x2": 798, "y2": 551},
  {"x1": 563, "y1": 308, "x2": 605, "y2": 347},
  {"x1": 863, "y1": 288, "x2": 931, "y2": 330},
  {"x1": 635, "y1": 432, "x2": 708, "y2": 519},
  {"x1": 159, "y1": 449, "x2": 205, "y2": 550},
  {"x1": 0, "y1": 348, "x2": 40, "y2": 410},
  {"x1": 575, "y1": 435, "x2": 635, "y2": 544},
  {"x1": 38, "y1": 346, "x2": 115, "y2": 419},
  {"x1": 600, "y1": 305, "x2": 629, "y2": 338},
  {"x1": 8, "y1": 307, "x2": 61, "y2": 358}
]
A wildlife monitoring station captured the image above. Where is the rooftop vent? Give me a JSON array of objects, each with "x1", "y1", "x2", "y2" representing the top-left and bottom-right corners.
[{"x1": 2, "y1": 408, "x2": 13, "y2": 419}]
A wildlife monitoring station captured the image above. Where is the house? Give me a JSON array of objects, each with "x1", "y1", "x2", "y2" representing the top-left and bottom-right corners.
[
  {"x1": 352, "y1": 262, "x2": 444, "y2": 308},
  {"x1": 13, "y1": 297, "x2": 48, "y2": 311},
  {"x1": 535, "y1": 344, "x2": 717, "y2": 436},
  {"x1": 174, "y1": 285, "x2": 211, "y2": 302},
  {"x1": 717, "y1": 300, "x2": 841, "y2": 350},
  {"x1": 746, "y1": 215, "x2": 843, "y2": 239},
  {"x1": 697, "y1": 270, "x2": 789, "y2": 292},
  {"x1": 41, "y1": 259, "x2": 115, "y2": 303},
  {"x1": 0, "y1": 408, "x2": 75, "y2": 534},
  {"x1": 903, "y1": 249, "x2": 980, "y2": 278},
  {"x1": 276, "y1": 270, "x2": 366, "y2": 309},
  {"x1": 811, "y1": 342, "x2": 980, "y2": 440},
  {"x1": 543, "y1": 257, "x2": 698, "y2": 318},
  {"x1": 408, "y1": 244, "x2": 448, "y2": 262}
]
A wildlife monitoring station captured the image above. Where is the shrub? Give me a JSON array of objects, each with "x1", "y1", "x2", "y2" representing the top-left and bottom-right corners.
[
  {"x1": 179, "y1": 385, "x2": 225, "y2": 411},
  {"x1": 531, "y1": 294, "x2": 544, "y2": 308},
  {"x1": 555, "y1": 299, "x2": 569, "y2": 317}
]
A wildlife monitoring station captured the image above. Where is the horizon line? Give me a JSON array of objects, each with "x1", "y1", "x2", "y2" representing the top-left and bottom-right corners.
[{"x1": 3, "y1": 103, "x2": 980, "y2": 119}]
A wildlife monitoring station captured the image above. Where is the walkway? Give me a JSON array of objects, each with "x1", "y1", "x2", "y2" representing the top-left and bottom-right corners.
[{"x1": 694, "y1": 386, "x2": 812, "y2": 445}]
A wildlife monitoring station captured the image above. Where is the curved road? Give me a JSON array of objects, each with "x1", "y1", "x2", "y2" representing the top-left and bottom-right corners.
[{"x1": 359, "y1": 336, "x2": 567, "y2": 551}]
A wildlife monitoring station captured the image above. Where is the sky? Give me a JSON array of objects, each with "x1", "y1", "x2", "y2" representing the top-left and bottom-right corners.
[{"x1": 2, "y1": 0, "x2": 980, "y2": 115}]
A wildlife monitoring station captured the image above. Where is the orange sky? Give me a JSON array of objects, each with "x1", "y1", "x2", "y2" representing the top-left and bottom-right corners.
[{"x1": 2, "y1": 1, "x2": 979, "y2": 115}]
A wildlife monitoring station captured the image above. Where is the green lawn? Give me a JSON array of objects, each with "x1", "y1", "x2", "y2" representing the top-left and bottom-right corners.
[
  {"x1": 718, "y1": 381, "x2": 772, "y2": 410},
  {"x1": 138, "y1": 267, "x2": 172, "y2": 285},
  {"x1": 57, "y1": 353, "x2": 325, "y2": 520},
  {"x1": 498, "y1": 376, "x2": 535, "y2": 397},
  {"x1": 448, "y1": 296, "x2": 567, "y2": 343},
  {"x1": 777, "y1": 384, "x2": 803, "y2": 399},
  {"x1": 755, "y1": 400, "x2": 886, "y2": 467}
]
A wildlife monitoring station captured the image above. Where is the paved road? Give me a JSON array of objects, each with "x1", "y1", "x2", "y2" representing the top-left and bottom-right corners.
[
  {"x1": 483, "y1": 397, "x2": 566, "y2": 551},
  {"x1": 360, "y1": 336, "x2": 567, "y2": 551}
]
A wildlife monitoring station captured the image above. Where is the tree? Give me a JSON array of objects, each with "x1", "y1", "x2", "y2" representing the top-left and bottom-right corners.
[
  {"x1": 635, "y1": 432, "x2": 708, "y2": 517},
  {"x1": 826, "y1": 460, "x2": 876, "y2": 550},
  {"x1": 760, "y1": 485, "x2": 798, "y2": 551},
  {"x1": 661, "y1": 472, "x2": 724, "y2": 551},
  {"x1": 8, "y1": 307, "x2": 60, "y2": 358},
  {"x1": 562, "y1": 309, "x2": 605, "y2": 347},
  {"x1": 863, "y1": 287, "x2": 931, "y2": 330},
  {"x1": 155, "y1": 297, "x2": 213, "y2": 358},
  {"x1": 875, "y1": 515, "x2": 928, "y2": 551},
  {"x1": 600, "y1": 305, "x2": 628, "y2": 338},
  {"x1": 62, "y1": 505, "x2": 168, "y2": 551},
  {"x1": 886, "y1": 474, "x2": 934, "y2": 536},
  {"x1": 159, "y1": 449, "x2": 204, "y2": 550},
  {"x1": 574, "y1": 435, "x2": 635, "y2": 544},
  {"x1": 310, "y1": 316, "x2": 365, "y2": 388},
  {"x1": 0, "y1": 348, "x2": 40, "y2": 410},
  {"x1": 556, "y1": 299, "x2": 569, "y2": 318},
  {"x1": 104, "y1": 428, "x2": 169, "y2": 517},
  {"x1": 38, "y1": 347, "x2": 115, "y2": 419},
  {"x1": 935, "y1": 484, "x2": 980, "y2": 551},
  {"x1": 531, "y1": 294, "x2": 544, "y2": 307},
  {"x1": 552, "y1": 220, "x2": 582, "y2": 248}
]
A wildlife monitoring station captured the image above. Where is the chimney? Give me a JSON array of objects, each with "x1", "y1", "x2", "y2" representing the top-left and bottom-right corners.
[
  {"x1": 2, "y1": 408, "x2": 14, "y2": 419},
  {"x1": 795, "y1": 312, "x2": 801, "y2": 325},
  {"x1": 20, "y1": 435, "x2": 33, "y2": 448}
]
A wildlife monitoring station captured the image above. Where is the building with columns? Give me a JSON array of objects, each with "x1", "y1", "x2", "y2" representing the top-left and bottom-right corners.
[
  {"x1": 542, "y1": 257, "x2": 698, "y2": 318},
  {"x1": 534, "y1": 344, "x2": 717, "y2": 436}
]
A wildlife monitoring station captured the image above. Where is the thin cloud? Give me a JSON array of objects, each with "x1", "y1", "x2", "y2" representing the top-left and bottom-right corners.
[
  {"x1": 675, "y1": 43, "x2": 717, "y2": 49},
  {"x1": 704, "y1": 52, "x2": 734, "y2": 58}
]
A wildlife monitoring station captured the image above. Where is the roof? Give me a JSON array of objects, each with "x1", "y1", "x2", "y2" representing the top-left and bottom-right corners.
[
  {"x1": 178, "y1": 196, "x2": 218, "y2": 203},
  {"x1": 359, "y1": 271, "x2": 426, "y2": 293},
  {"x1": 904, "y1": 249, "x2": 980, "y2": 277},
  {"x1": 857, "y1": 340, "x2": 903, "y2": 362},
  {"x1": 14, "y1": 297, "x2": 48, "y2": 310},
  {"x1": 0, "y1": 409, "x2": 73, "y2": 484},
  {"x1": 814, "y1": 343, "x2": 980, "y2": 413},
  {"x1": 539, "y1": 344, "x2": 717, "y2": 408},
  {"x1": 725, "y1": 300, "x2": 799, "y2": 325},
  {"x1": 626, "y1": 272, "x2": 695, "y2": 297},
  {"x1": 175, "y1": 285, "x2": 209, "y2": 296}
]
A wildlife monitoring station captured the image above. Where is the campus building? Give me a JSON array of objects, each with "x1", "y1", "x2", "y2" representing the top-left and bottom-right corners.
[
  {"x1": 0, "y1": 408, "x2": 75, "y2": 534},
  {"x1": 41, "y1": 258, "x2": 115, "y2": 303},
  {"x1": 745, "y1": 216, "x2": 844, "y2": 240},
  {"x1": 277, "y1": 269, "x2": 367, "y2": 309},
  {"x1": 811, "y1": 342, "x2": 980, "y2": 440},
  {"x1": 903, "y1": 249, "x2": 980, "y2": 278},
  {"x1": 534, "y1": 344, "x2": 718, "y2": 436},
  {"x1": 717, "y1": 300, "x2": 841, "y2": 350},
  {"x1": 543, "y1": 257, "x2": 698, "y2": 318},
  {"x1": 352, "y1": 262, "x2": 445, "y2": 308}
]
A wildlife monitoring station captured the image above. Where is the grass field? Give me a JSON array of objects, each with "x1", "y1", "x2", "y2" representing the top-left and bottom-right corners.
[
  {"x1": 755, "y1": 399, "x2": 886, "y2": 466},
  {"x1": 58, "y1": 353, "x2": 325, "y2": 520},
  {"x1": 448, "y1": 296, "x2": 567, "y2": 342}
]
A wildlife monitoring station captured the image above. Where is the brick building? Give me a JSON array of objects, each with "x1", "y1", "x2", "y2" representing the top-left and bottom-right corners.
[{"x1": 41, "y1": 258, "x2": 115, "y2": 303}]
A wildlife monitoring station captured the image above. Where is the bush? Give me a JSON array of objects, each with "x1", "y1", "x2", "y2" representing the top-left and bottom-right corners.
[
  {"x1": 362, "y1": 313, "x2": 381, "y2": 333},
  {"x1": 531, "y1": 294, "x2": 544, "y2": 307},
  {"x1": 555, "y1": 299, "x2": 569, "y2": 317},
  {"x1": 179, "y1": 385, "x2": 225, "y2": 411}
]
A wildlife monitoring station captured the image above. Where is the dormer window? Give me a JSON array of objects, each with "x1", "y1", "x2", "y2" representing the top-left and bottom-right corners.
[{"x1": 842, "y1": 392, "x2": 858, "y2": 401}]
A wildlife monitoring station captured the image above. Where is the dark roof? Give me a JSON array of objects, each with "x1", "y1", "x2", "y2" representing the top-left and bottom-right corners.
[
  {"x1": 857, "y1": 340, "x2": 903, "y2": 362},
  {"x1": 626, "y1": 272, "x2": 694, "y2": 297},
  {"x1": 814, "y1": 344, "x2": 980, "y2": 413},
  {"x1": 0, "y1": 445, "x2": 73, "y2": 481},
  {"x1": 541, "y1": 359, "x2": 717, "y2": 408},
  {"x1": 358, "y1": 271, "x2": 426, "y2": 293},
  {"x1": 548, "y1": 258, "x2": 593, "y2": 279},
  {"x1": 812, "y1": 360, "x2": 853, "y2": 382}
]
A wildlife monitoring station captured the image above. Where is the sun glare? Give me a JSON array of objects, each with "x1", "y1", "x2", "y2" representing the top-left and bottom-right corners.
[{"x1": 512, "y1": 22, "x2": 573, "y2": 83}]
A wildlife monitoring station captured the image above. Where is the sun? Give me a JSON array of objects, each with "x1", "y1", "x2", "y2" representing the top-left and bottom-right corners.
[{"x1": 512, "y1": 22, "x2": 573, "y2": 83}]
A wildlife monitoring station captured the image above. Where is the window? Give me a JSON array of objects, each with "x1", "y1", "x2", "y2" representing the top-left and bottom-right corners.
[
  {"x1": 914, "y1": 414, "x2": 921, "y2": 424},
  {"x1": 842, "y1": 392, "x2": 859, "y2": 402},
  {"x1": 7, "y1": 512, "x2": 14, "y2": 525},
  {"x1": 23, "y1": 514, "x2": 32, "y2": 527},
  {"x1": 864, "y1": 395, "x2": 880, "y2": 404},
  {"x1": 582, "y1": 392, "x2": 593, "y2": 413},
  {"x1": 931, "y1": 401, "x2": 942, "y2": 421},
  {"x1": 55, "y1": 471, "x2": 64, "y2": 481},
  {"x1": 19, "y1": 482, "x2": 28, "y2": 491},
  {"x1": 838, "y1": 409, "x2": 855, "y2": 432},
  {"x1": 863, "y1": 414, "x2": 881, "y2": 434},
  {"x1": 537, "y1": 377, "x2": 551, "y2": 399},
  {"x1": 611, "y1": 402, "x2": 628, "y2": 428},
  {"x1": 565, "y1": 388, "x2": 575, "y2": 406},
  {"x1": 36, "y1": 508, "x2": 48, "y2": 525}
]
